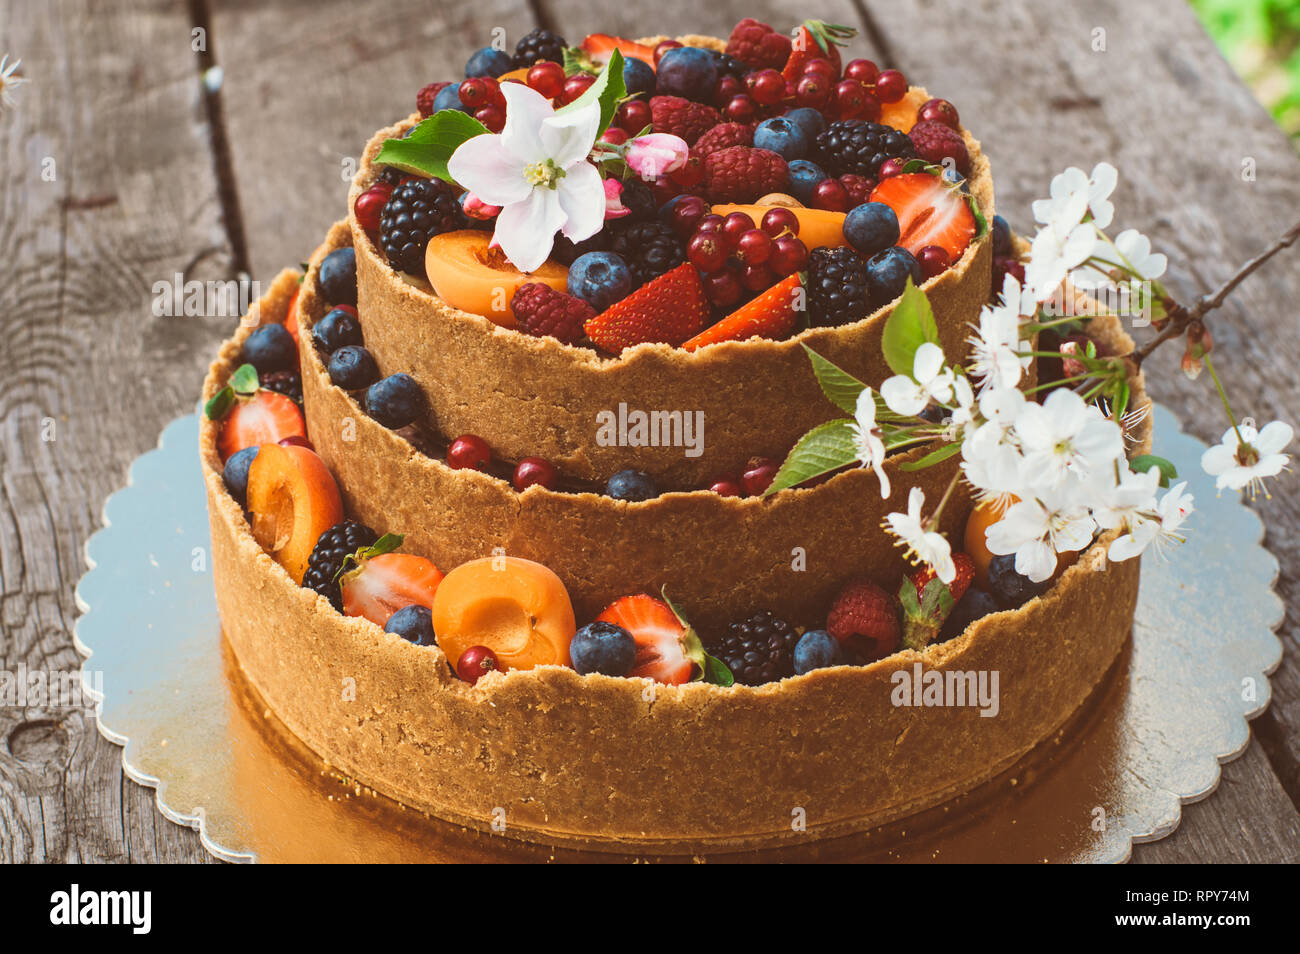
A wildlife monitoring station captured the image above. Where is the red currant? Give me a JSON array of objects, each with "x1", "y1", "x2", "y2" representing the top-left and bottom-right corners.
[
  {"x1": 917, "y1": 98, "x2": 960, "y2": 129},
  {"x1": 795, "y1": 75, "x2": 830, "y2": 110},
  {"x1": 811, "y1": 179, "x2": 850, "y2": 212},
  {"x1": 736, "y1": 228, "x2": 773, "y2": 265},
  {"x1": 458, "y1": 77, "x2": 495, "y2": 110},
  {"x1": 714, "y1": 75, "x2": 743, "y2": 106},
  {"x1": 560, "y1": 73, "x2": 596, "y2": 106},
  {"x1": 696, "y1": 213, "x2": 725, "y2": 233},
  {"x1": 278, "y1": 434, "x2": 315, "y2": 451},
  {"x1": 512, "y1": 456, "x2": 557, "y2": 491},
  {"x1": 474, "y1": 106, "x2": 505, "y2": 133},
  {"x1": 721, "y1": 211, "x2": 756, "y2": 247},
  {"x1": 600, "y1": 126, "x2": 629, "y2": 145},
  {"x1": 456, "y1": 646, "x2": 499, "y2": 685},
  {"x1": 844, "y1": 59, "x2": 879, "y2": 84},
  {"x1": 878, "y1": 157, "x2": 909, "y2": 179},
  {"x1": 703, "y1": 269, "x2": 743, "y2": 308},
  {"x1": 746, "y1": 69, "x2": 786, "y2": 106},
  {"x1": 740, "y1": 263, "x2": 774, "y2": 292},
  {"x1": 526, "y1": 61, "x2": 565, "y2": 100},
  {"x1": 874, "y1": 69, "x2": 907, "y2": 103},
  {"x1": 761, "y1": 207, "x2": 800, "y2": 237},
  {"x1": 687, "y1": 231, "x2": 729, "y2": 273},
  {"x1": 801, "y1": 58, "x2": 836, "y2": 83},
  {"x1": 770, "y1": 235, "x2": 809, "y2": 275},
  {"x1": 707, "y1": 473, "x2": 743, "y2": 497},
  {"x1": 617, "y1": 98, "x2": 652, "y2": 134},
  {"x1": 741, "y1": 457, "x2": 780, "y2": 496},
  {"x1": 353, "y1": 183, "x2": 393, "y2": 232},
  {"x1": 916, "y1": 245, "x2": 952, "y2": 278},
  {"x1": 669, "y1": 195, "x2": 709, "y2": 236},
  {"x1": 724, "y1": 94, "x2": 758, "y2": 123},
  {"x1": 447, "y1": 434, "x2": 491, "y2": 471},
  {"x1": 653, "y1": 39, "x2": 682, "y2": 65},
  {"x1": 833, "y1": 79, "x2": 868, "y2": 120}
]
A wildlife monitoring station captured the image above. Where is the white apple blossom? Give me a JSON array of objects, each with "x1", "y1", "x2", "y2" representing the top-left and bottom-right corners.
[
  {"x1": 985, "y1": 490, "x2": 1098, "y2": 582},
  {"x1": 849, "y1": 388, "x2": 890, "y2": 499},
  {"x1": 1076, "y1": 227, "x2": 1168, "y2": 287},
  {"x1": 1200, "y1": 419, "x2": 1293, "y2": 496},
  {"x1": 1014, "y1": 388, "x2": 1125, "y2": 490},
  {"x1": 447, "y1": 83, "x2": 605, "y2": 273},
  {"x1": 884, "y1": 487, "x2": 956, "y2": 584},
  {"x1": 961, "y1": 425, "x2": 1027, "y2": 504},
  {"x1": 1091, "y1": 463, "x2": 1161, "y2": 532},
  {"x1": 880, "y1": 342, "x2": 954, "y2": 417},
  {"x1": 0, "y1": 55, "x2": 26, "y2": 110},
  {"x1": 1025, "y1": 219, "x2": 1099, "y2": 302},
  {"x1": 1108, "y1": 480, "x2": 1195, "y2": 562},
  {"x1": 967, "y1": 298, "x2": 1025, "y2": 392},
  {"x1": 1031, "y1": 162, "x2": 1118, "y2": 231},
  {"x1": 944, "y1": 374, "x2": 977, "y2": 440}
]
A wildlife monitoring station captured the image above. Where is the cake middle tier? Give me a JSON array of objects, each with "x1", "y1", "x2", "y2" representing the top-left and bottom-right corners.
[{"x1": 349, "y1": 118, "x2": 994, "y2": 489}]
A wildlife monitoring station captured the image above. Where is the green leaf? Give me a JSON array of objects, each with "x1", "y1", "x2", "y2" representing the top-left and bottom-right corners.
[
  {"x1": 899, "y1": 440, "x2": 963, "y2": 471},
  {"x1": 802, "y1": 344, "x2": 866, "y2": 415},
  {"x1": 881, "y1": 278, "x2": 940, "y2": 377},
  {"x1": 661, "y1": 586, "x2": 714, "y2": 682},
  {"x1": 373, "y1": 111, "x2": 490, "y2": 182},
  {"x1": 204, "y1": 387, "x2": 234, "y2": 421},
  {"x1": 764, "y1": 418, "x2": 860, "y2": 496},
  {"x1": 919, "y1": 577, "x2": 954, "y2": 620},
  {"x1": 563, "y1": 47, "x2": 599, "y2": 76},
  {"x1": 231, "y1": 363, "x2": 259, "y2": 396},
  {"x1": 1131, "y1": 454, "x2": 1178, "y2": 488},
  {"x1": 204, "y1": 363, "x2": 260, "y2": 420},
  {"x1": 558, "y1": 49, "x2": 626, "y2": 135},
  {"x1": 702, "y1": 653, "x2": 735, "y2": 688},
  {"x1": 336, "y1": 532, "x2": 405, "y2": 582}
]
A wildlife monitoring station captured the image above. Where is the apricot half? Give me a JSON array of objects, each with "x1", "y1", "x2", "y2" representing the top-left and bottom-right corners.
[
  {"x1": 710, "y1": 204, "x2": 847, "y2": 251},
  {"x1": 879, "y1": 87, "x2": 928, "y2": 134},
  {"x1": 245, "y1": 443, "x2": 343, "y2": 584},
  {"x1": 424, "y1": 230, "x2": 568, "y2": 328},
  {"x1": 432, "y1": 556, "x2": 575, "y2": 672}
]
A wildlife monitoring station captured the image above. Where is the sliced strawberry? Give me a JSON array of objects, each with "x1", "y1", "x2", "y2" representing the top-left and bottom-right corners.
[
  {"x1": 580, "y1": 33, "x2": 657, "y2": 68},
  {"x1": 782, "y1": 20, "x2": 854, "y2": 81},
  {"x1": 283, "y1": 286, "x2": 300, "y2": 344},
  {"x1": 868, "y1": 172, "x2": 976, "y2": 261},
  {"x1": 682, "y1": 273, "x2": 803, "y2": 350},
  {"x1": 597, "y1": 594, "x2": 703, "y2": 685},
  {"x1": 341, "y1": 552, "x2": 443, "y2": 627},
  {"x1": 217, "y1": 389, "x2": 306, "y2": 461},
  {"x1": 584, "y1": 263, "x2": 708, "y2": 353}
]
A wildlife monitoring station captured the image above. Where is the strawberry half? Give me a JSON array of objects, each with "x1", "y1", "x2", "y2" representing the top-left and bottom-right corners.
[
  {"x1": 909, "y1": 552, "x2": 975, "y2": 605},
  {"x1": 868, "y1": 172, "x2": 976, "y2": 261},
  {"x1": 340, "y1": 546, "x2": 444, "y2": 628},
  {"x1": 596, "y1": 594, "x2": 704, "y2": 685},
  {"x1": 782, "y1": 20, "x2": 855, "y2": 81},
  {"x1": 682, "y1": 273, "x2": 803, "y2": 350},
  {"x1": 580, "y1": 33, "x2": 657, "y2": 68},
  {"x1": 584, "y1": 263, "x2": 708, "y2": 353},
  {"x1": 217, "y1": 389, "x2": 305, "y2": 461}
]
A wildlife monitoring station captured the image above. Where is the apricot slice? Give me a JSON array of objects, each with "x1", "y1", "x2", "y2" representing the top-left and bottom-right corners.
[
  {"x1": 710, "y1": 204, "x2": 847, "y2": 251},
  {"x1": 497, "y1": 68, "x2": 531, "y2": 85},
  {"x1": 431, "y1": 556, "x2": 575, "y2": 672},
  {"x1": 879, "y1": 87, "x2": 929, "y2": 134},
  {"x1": 424, "y1": 230, "x2": 568, "y2": 328},
  {"x1": 246, "y1": 443, "x2": 344, "y2": 584}
]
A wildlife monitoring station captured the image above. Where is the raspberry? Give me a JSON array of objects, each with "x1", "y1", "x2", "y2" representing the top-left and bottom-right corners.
[
  {"x1": 650, "y1": 95, "x2": 723, "y2": 146},
  {"x1": 725, "y1": 17, "x2": 792, "y2": 70},
  {"x1": 826, "y1": 578, "x2": 900, "y2": 663},
  {"x1": 303, "y1": 520, "x2": 378, "y2": 612},
  {"x1": 702, "y1": 146, "x2": 789, "y2": 204},
  {"x1": 416, "y1": 82, "x2": 450, "y2": 118},
  {"x1": 510, "y1": 283, "x2": 594, "y2": 344},
  {"x1": 909, "y1": 552, "x2": 975, "y2": 604},
  {"x1": 908, "y1": 120, "x2": 971, "y2": 176},
  {"x1": 708, "y1": 611, "x2": 799, "y2": 686},
  {"x1": 692, "y1": 122, "x2": 754, "y2": 159},
  {"x1": 838, "y1": 173, "x2": 876, "y2": 206}
]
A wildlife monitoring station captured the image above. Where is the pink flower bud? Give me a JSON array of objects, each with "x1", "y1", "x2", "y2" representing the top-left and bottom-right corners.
[
  {"x1": 625, "y1": 133, "x2": 689, "y2": 180},
  {"x1": 462, "y1": 192, "x2": 501, "y2": 220},
  {"x1": 603, "y1": 177, "x2": 631, "y2": 219}
]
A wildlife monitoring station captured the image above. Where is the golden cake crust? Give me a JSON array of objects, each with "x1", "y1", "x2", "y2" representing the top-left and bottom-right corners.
[{"x1": 203, "y1": 264, "x2": 1151, "y2": 852}]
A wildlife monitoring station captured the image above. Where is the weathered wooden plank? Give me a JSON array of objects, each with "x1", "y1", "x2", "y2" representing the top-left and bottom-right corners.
[
  {"x1": 0, "y1": 0, "x2": 233, "y2": 863},
  {"x1": 209, "y1": 0, "x2": 538, "y2": 280}
]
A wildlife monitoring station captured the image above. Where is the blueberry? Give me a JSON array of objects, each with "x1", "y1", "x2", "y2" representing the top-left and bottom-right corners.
[
  {"x1": 240, "y1": 323, "x2": 297, "y2": 375},
  {"x1": 654, "y1": 46, "x2": 718, "y2": 102},
  {"x1": 987, "y1": 554, "x2": 1051, "y2": 608},
  {"x1": 843, "y1": 202, "x2": 900, "y2": 258},
  {"x1": 605, "y1": 468, "x2": 658, "y2": 502},
  {"x1": 312, "y1": 307, "x2": 362, "y2": 355},
  {"x1": 938, "y1": 587, "x2": 1001, "y2": 642},
  {"x1": 570, "y1": 621, "x2": 637, "y2": 677},
  {"x1": 992, "y1": 214, "x2": 1012, "y2": 258},
  {"x1": 432, "y1": 82, "x2": 468, "y2": 114},
  {"x1": 384, "y1": 604, "x2": 437, "y2": 647},
  {"x1": 567, "y1": 251, "x2": 633, "y2": 311},
  {"x1": 793, "y1": 629, "x2": 844, "y2": 675},
  {"x1": 365, "y1": 372, "x2": 423, "y2": 429},
  {"x1": 865, "y1": 245, "x2": 923, "y2": 307},
  {"x1": 222, "y1": 446, "x2": 260, "y2": 507},
  {"x1": 465, "y1": 46, "x2": 512, "y2": 78},
  {"x1": 787, "y1": 159, "x2": 828, "y2": 206},
  {"x1": 328, "y1": 345, "x2": 379, "y2": 390},
  {"x1": 753, "y1": 116, "x2": 809, "y2": 161},
  {"x1": 318, "y1": 247, "x2": 357, "y2": 306},
  {"x1": 783, "y1": 107, "x2": 827, "y2": 141},
  {"x1": 622, "y1": 57, "x2": 656, "y2": 98}
]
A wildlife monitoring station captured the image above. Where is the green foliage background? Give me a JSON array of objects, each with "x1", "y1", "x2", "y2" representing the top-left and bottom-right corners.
[{"x1": 1192, "y1": 0, "x2": 1300, "y2": 144}]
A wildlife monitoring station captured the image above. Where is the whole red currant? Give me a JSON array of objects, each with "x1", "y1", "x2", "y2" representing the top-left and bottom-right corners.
[
  {"x1": 843, "y1": 59, "x2": 880, "y2": 84},
  {"x1": 724, "y1": 94, "x2": 758, "y2": 123},
  {"x1": 714, "y1": 75, "x2": 744, "y2": 106},
  {"x1": 703, "y1": 269, "x2": 743, "y2": 308},
  {"x1": 653, "y1": 39, "x2": 682, "y2": 65},
  {"x1": 447, "y1": 434, "x2": 491, "y2": 471},
  {"x1": 811, "y1": 178, "x2": 850, "y2": 212},
  {"x1": 761, "y1": 207, "x2": 800, "y2": 237},
  {"x1": 512, "y1": 456, "x2": 557, "y2": 491},
  {"x1": 353, "y1": 183, "x2": 393, "y2": 232},
  {"x1": 668, "y1": 195, "x2": 709, "y2": 236},
  {"x1": 874, "y1": 69, "x2": 908, "y2": 103},
  {"x1": 721, "y1": 211, "x2": 756, "y2": 247},
  {"x1": 474, "y1": 106, "x2": 505, "y2": 133},
  {"x1": 917, "y1": 97, "x2": 960, "y2": 129},
  {"x1": 740, "y1": 263, "x2": 774, "y2": 292},
  {"x1": 736, "y1": 228, "x2": 773, "y2": 265},
  {"x1": 741, "y1": 457, "x2": 780, "y2": 496},
  {"x1": 833, "y1": 79, "x2": 868, "y2": 120},
  {"x1": 747, "y1": 69, "x2": 786, "y2": 106},
  {"x1": 278, "y1": 434, "x2": 315, "y2": 451},
  {"x1": 795, "y1": 75, "x2": 830, "y2": 110},
  {"x1": 600, "y1": 126, "x2": 629, "y2": 145},
  {"x1": 800, "y1": 57, "x2": 836, "y2": 83},
  {"x1": 707, "y1": 473, "x2": 743, "y2": 497},
  {"x1": 878, "y1": 157, "x2": 909, "y2": 179},
  {"x1": 458, "y1": 77, "x2": 496, "y2": 110},
  {"x1": 696, "y1": 213, "x2": 725, "y2": 233},
  {"x1": 457, "y1": 646, "x2": 499, "y2": 685},
  {"x1": 687, "y1": 231, "x2": 729, "y2": 273},
  {"x1": 617, "y1": 98, "x2": 652, "y2": 134},
  {"x1": 916, "y1": 245, "x2": 952, "y2": 279},
  {"x1": 560, "y1": 73, "x2": 596, "y2": 106},
  {"x1": 526, "y1": 61, "x2": 565, "y2": 100},
  {"x1": 770, "y1": 235, "x2": 809, "y2": 275}
]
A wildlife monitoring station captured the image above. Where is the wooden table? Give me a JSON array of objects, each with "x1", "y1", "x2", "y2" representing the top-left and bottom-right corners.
[{"x1": 1, "y1": 0, "x2": 1297, "y2": 863}]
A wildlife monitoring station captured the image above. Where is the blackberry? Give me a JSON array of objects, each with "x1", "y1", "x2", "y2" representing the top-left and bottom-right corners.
[
  {"x1": 302, "y1": 520, "x2": 378, "y2": 611},
  {"x1": 260, "y1": 370, "x2": 303, "y2": 407},
  {"x1": 709, "y1": 611, "x2": 799, "y2": 686},
  {"x1": 814, "y1": 120, "x2": 917, "y2": 179},
  {"x1": 608, "y1": 220, "x2": 684, "y2": 286},
  {"x1": 551, "y1": 231, "x2": 610, "y2": 266},
  {"x1": 512, "y1": 29, "x2": 567, "y2": 68},
  {"x1": 806, "y1": 246, "x2": 871, "y2": 327},
  {"x1": 615, "y1": 178, "x2": 658, "y2": 222},
  {"x1": 379, "y1": 178, "x2": 465, "y2": 276},
  {"x1": 377, "y1": 165, "x2": 406, "y2": 186}
]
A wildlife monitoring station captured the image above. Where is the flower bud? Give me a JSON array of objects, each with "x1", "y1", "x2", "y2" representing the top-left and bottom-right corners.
[
  {"x1": 603, "y1": 177, "x2": 631, "y2": 219},
  {"x1": 625, "y1": 133, "x2": 689, "y2": 180}
]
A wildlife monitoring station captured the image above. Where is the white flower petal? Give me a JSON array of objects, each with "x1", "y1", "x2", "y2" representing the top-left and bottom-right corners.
[
  {"x1": 880, "y1": 375, "x2": 926, "y2": 417},
  {"x1": 556, "y1": 160, "x2": 606, "y2": 242},
  {"x1": 541, "y1": 101, "x2": 602, "y2": 168},
  {"x1": 492, "y1": 188, "x2": 566, "y2": 273},
  {"x1": 498, "y1": 82, "x2": 555, "y2": 162},
  {"x1": 1256, "y1": 420, "x2": 1294, "y2": 455},
  {"x1": 447, "y1": 134, "x2": 532, "y2": 207}
]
